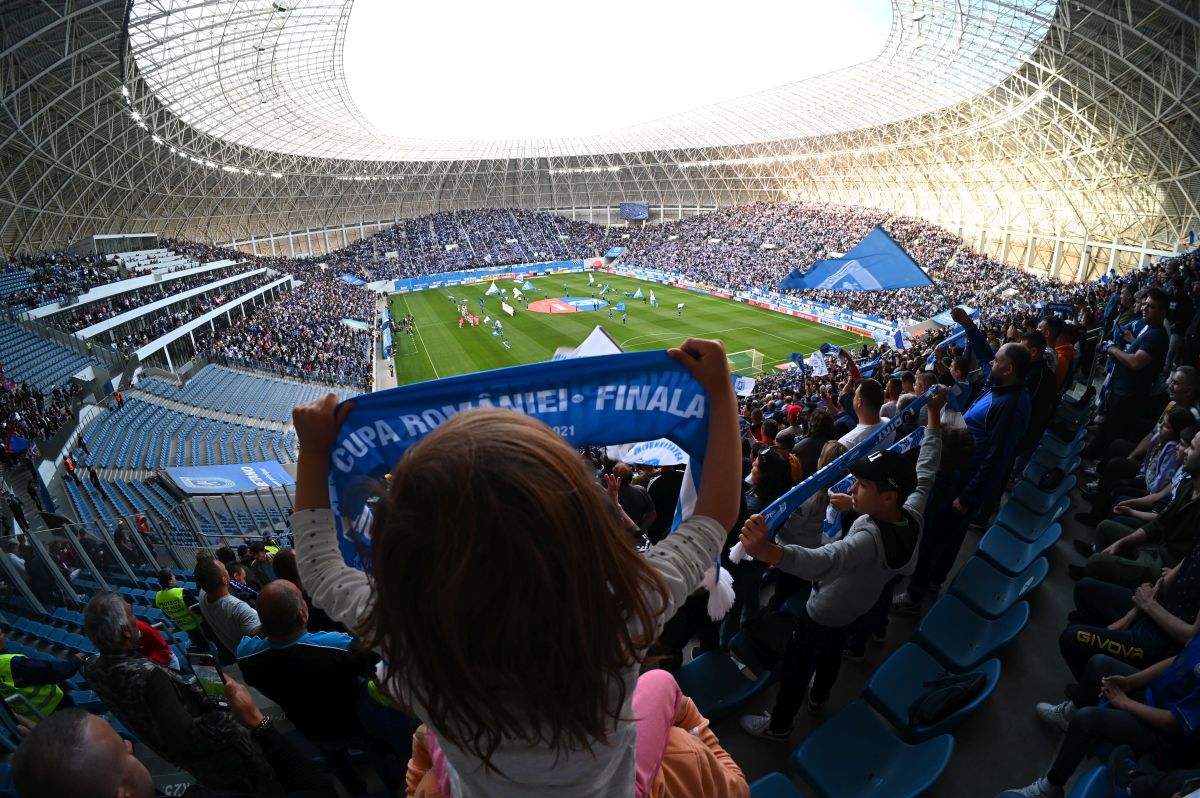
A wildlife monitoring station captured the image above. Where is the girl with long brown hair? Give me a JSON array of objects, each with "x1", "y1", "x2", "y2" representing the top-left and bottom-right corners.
[{"x1": 290, "y1": 339, "x2": 744, "y2": 797}]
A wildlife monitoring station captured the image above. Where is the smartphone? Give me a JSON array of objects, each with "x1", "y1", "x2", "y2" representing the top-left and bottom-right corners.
[{"x1": 186, "y1": 653, "x2": 226, "y2": 700}]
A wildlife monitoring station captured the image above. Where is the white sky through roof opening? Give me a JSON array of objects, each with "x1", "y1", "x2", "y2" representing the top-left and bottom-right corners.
[{"x1": 344, "y1": 0, "x2": 893, "y2": 142}]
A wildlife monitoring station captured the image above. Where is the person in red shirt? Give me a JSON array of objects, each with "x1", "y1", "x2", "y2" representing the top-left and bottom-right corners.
[{"x1": 135, "y1": 620, "x2": 179, "y2": 671}]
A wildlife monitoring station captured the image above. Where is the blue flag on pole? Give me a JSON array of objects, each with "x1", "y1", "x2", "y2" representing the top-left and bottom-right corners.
[
  {"x1": 326, "y1": 352, "x2": 712, "y2": 571},
  {"x1": 778, "y1": 227, "x2": 934, "y2": 291},
  {"x1": 616, "y1": 302, "x2": 626, "y2": 311}
]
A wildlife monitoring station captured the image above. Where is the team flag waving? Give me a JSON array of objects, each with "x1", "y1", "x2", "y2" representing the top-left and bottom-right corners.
[{"x1": 807, "y1": 351, "x2": 828, "y2": 377}]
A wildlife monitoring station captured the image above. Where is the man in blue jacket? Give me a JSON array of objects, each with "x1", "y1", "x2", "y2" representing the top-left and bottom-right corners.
[{"x1": 894, "y1": 306, "x2": 1032, "y2": 613}]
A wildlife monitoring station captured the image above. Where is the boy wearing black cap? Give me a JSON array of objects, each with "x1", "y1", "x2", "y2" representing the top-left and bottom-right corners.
[{"x1": 739, "y1": 389, "x2": 946, "y2": 741}]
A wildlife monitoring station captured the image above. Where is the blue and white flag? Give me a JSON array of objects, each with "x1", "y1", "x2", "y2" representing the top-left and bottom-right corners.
[
  {"x1": 633, "y1": 287, "x2": 644, "y2": 299},
  {"x1": 588, "y1": 272, "x2": 595, "y2": 285},
  {"x1": 650, "y1": 290, "x2": 657, "y2": 304},
  {"x1": 807, "y1": 352, "x2": 828, "y2": 377},
  {"x1": 616, "y1": 302, "x2": 626, "y2": 312},
  {"x1": 478, "y1": 297, "x2": 485, "y2": 310},
  {"x1": 513, "y1": 288, "x2": 524, "y2": 300},
  {"x1": 819, "y1": 343, "x2": 841, "y2": 355},
  {"x1": 327, "y1": 352, "x2": 714, "y2": 571},
  {"x1": 893, "y1": 329, "x2": 908, "y2": 350},
  {"x1": 788, "y1": 352, "x2": 806, "y2": 370},
  {"x1": 485, "y1": 282, "x2": 501, "y2": 296}
]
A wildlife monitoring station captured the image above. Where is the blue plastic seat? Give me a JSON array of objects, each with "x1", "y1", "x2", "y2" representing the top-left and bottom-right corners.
[
  {"x1": 789, "y1": 701, "x2": 954, "y2": 798},
  {"x1": 863, "y1": 643, "x2": 1001, "y2": 742},
  {"x1": 1040, "y1": 433, "x2": 1085, "y2": 460},
  {"x1": 1033, "y1": 444, "x2": 1080, "y2": 469},
  {"x1": 70, "y1": 689, "x2": 103, "y2": 710},
  {"x1": 1010, "y1": 474, "x2": 1077, "y2": 516},
  {"x1": 749, "y1": 772, "x2": 805, "y2": 798},
  {"x1": 993, "y1": 501, "x2": 1052, "y2": 543},
  {"x1": 1022, "y1": 456, "x2": 1081, "y2": 486},
  {"x1": 949, "y1": 556, "x2": 1049, "y2": 619},
  {"x1": 914, "y1": 595, "x2": 1029, "y2": 671},
  {"x1": 980, "y1": 522, "x2": 1062, "y2": 574},
  {"x1": 676, "y1": 636, "x2": 777, "y2": 719},
  {"x1": 1069, "y1": 766, "x2": 1110, "y2": 797}
]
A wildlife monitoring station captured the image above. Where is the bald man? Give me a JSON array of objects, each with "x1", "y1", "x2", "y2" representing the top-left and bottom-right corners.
[
  {"x1": 12, "y1": 684, "x2": 334, "y2": 798},
  {"x1": 237, "y1": 580, "x2": 404, "y2": 793}
]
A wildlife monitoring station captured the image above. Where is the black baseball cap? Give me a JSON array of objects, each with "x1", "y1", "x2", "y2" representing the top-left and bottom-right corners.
[{"x1": 849, "y1": 450, "x2": 917, "y2": 497}]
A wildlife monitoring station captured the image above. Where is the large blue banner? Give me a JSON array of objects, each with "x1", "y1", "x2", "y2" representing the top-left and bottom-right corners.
[
  {"x1": 164, "y1": 462, "x2": 295, "y2": 494},
  {"x1": 328, "y1": 352, "x2": 712, "y2": 571},
  {"x1": 778, "y1": 227, "x2": 933, "y2": 291}
]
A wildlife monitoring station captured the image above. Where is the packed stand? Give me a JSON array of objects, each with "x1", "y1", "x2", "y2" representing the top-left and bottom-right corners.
[
  {"x1": 45, "y1": 263, "x2": 265, "y2": 334},
  {"x1": 9, "y1": 243, "x2": 1200, "y2": 796},
  {"x1": 100, "y1": 272, "x2": 278, "y2": 355},
  {"x1": 2, "y1": 252, "x2": 121, "y2": 308},
  {"x1": 194, "y1": 272, "x2": 373, "y2": 389}
]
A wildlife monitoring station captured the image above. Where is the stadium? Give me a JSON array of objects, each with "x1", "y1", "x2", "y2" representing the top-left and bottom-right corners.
[{"x1": 0, "y1": 0, "x2": 1198, "y2": 795}]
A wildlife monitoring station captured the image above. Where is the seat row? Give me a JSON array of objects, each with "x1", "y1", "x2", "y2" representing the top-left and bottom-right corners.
[{"x1": 714, "y1": 388, "x2": 1094, "y2": 797}]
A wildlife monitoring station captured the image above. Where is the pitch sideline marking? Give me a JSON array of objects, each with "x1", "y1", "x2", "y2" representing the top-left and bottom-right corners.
[{"x1": 397, "y1": 295, "x2": 441, "y2": 379}]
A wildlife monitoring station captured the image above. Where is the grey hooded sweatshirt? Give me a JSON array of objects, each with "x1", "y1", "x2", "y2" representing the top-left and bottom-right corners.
[{"x1": 777, "y1": 427, "x2": 943, "y2": 627}]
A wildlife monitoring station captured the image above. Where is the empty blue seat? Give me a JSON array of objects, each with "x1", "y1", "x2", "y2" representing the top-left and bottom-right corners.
[
  {"x1": 993, "y1": 502, "x2": 1052, "y2": 543},
  {"x1": 1040, "y1": 433, "x2": 1085, "y2": 460},
  {"x1": 749, "y1": 772, "x2": 805, "y2": 798},
  {"x1": 676, "y1": 634, "x2": 777, "y2": 719},
  {"x1": 1010, "y1": 475, "x2": 1077, "y2": 516},
  {"x1": 863, "y1": 643, "x2": 1001, "y2": 742},
  {"x1": 1022, "y1": 457, "x2": 1081, "y2": 486},
  {"x1": 789, "y1": 701, "x2": 954, "y2": 798},
  {"x1": 979, "y1": 522, "x2": 1062, "y2": 574},
  {"x1": 915, "y1": 595, "x2": 1029, "y2": 671},
  {"x1": 949, "y1": 556, "x2": 1049, "y2": 619}
]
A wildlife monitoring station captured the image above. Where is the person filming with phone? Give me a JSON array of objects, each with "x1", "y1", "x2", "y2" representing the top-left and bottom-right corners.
[{"x1": 76, "y1": 592, "x2": 279, "y2": 793}]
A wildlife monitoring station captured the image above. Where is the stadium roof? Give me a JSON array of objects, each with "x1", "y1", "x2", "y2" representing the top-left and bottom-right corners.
[
  {"x1": 126, "y1": 0, "x2": 1050, "y2": 161},
  {"x1": 1, "y1": 0, "x2": 1198, "y2": 268}
]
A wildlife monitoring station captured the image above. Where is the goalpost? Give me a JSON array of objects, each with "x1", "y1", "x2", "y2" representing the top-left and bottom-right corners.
[{"x1": 726, "y1": 348, "x2": 765, "y2": 377}]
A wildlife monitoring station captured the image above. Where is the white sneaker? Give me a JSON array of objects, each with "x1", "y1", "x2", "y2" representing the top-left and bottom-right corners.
[
  {"x1": 739, "y1": 712, "x2": 791, "y2": 743},
  {"x1": 1009, "y1": 776, "x2": 1064, "y2": 797},
  {"x1": 1035, "y1": 700, "x2": 1076, "y2": 732}
]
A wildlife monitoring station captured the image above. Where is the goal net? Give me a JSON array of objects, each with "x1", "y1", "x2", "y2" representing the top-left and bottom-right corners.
[{"x1": 726, "y1": 348, "x2": 765, "y2": 377}]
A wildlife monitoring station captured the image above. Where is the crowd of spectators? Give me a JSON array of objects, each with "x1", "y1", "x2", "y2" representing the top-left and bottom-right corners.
[
  {"x1": 8, "y1": 232, "x2": 1200, "y2": 795},
  {"x1": 104, "y1": 272, "x2": 278, "y2": 355},
  {"x1": 194, "y1": 272, "x2": 373, "y2": 389},
  {"x1": 46, "y1": 264, "x2": 263, "y2": 333},
  {"x1": 2, "y1": 252, "x2": 121, "y2": 308},
  {"x1": 0, "y1": 379, "x2": 78, "y2": 453}
]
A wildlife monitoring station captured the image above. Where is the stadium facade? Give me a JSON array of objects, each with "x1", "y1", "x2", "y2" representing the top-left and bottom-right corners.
[{"x1": 1, "y1": 0, "x2": 1197, "y2": 280}]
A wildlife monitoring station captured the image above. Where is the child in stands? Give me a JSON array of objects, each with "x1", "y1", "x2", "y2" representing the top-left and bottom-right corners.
[
  {"x1": 738, "y1": 388, "x2": 945, "y2": 740},
  {"x1": 291, "y1": 338, "x2": 748, "y2": 798}
]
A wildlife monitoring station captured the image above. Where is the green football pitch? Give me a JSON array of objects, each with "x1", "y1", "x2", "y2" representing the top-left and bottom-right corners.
[{"x1": 387, "y1": 272, "x2": 872, "y2": 386}]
